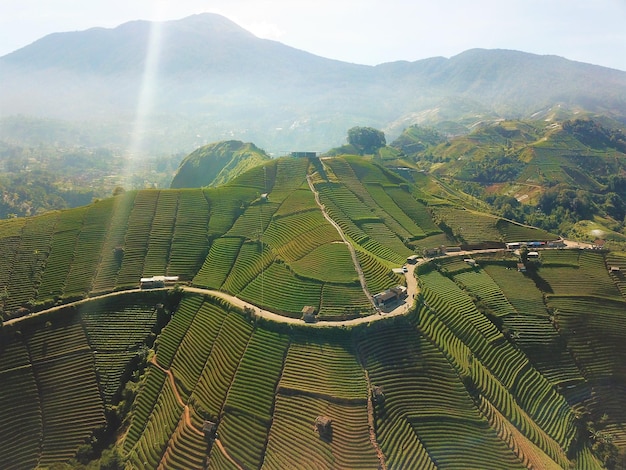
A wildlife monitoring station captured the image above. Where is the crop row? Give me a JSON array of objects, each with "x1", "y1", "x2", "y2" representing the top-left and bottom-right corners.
[
  {"x1": 359, "y1": 321, "x2": 521, "y2": 469},
  {"x1": 228, "y1": 160, "x2": 277, "y2": 193},
  {"x1": 540, "y1": 263, "x2": 622, "y2": 300},
  {"x1": 272, "y1": 224, "x2": 341, "y2": 265},
  {"x1": 205, "y1": 186, "x2": 258, "y2": 237},
  {"x1": 364, "y1": 183, "x2": 425, "y2": 239},
  {"x1": 126, "y1": 373, "x2": 183, "y2": 468},
  {"x1": 549, "y1": 296, "x2": 626, "y2": 382},
  {"x1": 267, "y1": 158, "x2": 309, "y2": 202},
  {"x1": 91, "y1": 191, "x2": 136, "y2": 293},
  {"x1": 263, "y1": 208, "x2": 339, "y2": 258},
  {"x1": 495, "y1": 218, "x2": 555, "y2": 242},
  {"x1": 319, "y1": 189, "x2": 407, "y2": 264},
  {"x1": 169, "y1": 300, "x2": 230, "y2": 400},
  {"x1": 262, "y1": 391, "x2": 378, "y2": 469},
  {"x1": 190, "y1": 312, "x2": 254, "y2": 419},
  {"x1": 193, "y1": 237, "x2": 244, "y2": 289},
  {"x1": 167, "y1": 189, "x2": 211, "y2": 279},
  {"x1": 63, "y1": 198, "x2": 115, "y2": 296},
  {"x1": 289, "y1": 242, "x2": 358, "y2": 284},
  {"x1": 317, "y1": 182, "x2": 378, "y2": 222},
  {"x1": 221, "y1": 242, "x2": 274, "y2": 294},
  {"x1": 417, "y1": 302, "x2": 573, "y2": 467},
  {"x1": 318, "y1": 283, "x2": 372, "y2": 319},
  {"x1": 37, "y1": 207, "x2": 87, "y2": 300},
  {"x1": 0, "y1": 235, "x2": 21, "y2": 315},
  {"x1": 124, "y1": 367, "x2": 168, "y2": 452},
  {"x1": 361, "y1": 222, "x2": 413, "y2": 259},
  {"x1": 239, "y1": 261, "x2": 322, "y2": 316},
  {"x1": 218, "y1": 328, "x2": 289, "y2": 469},
  {"x1": 116, "y1": 190, "x2": 160, "y2": 288},
  {"x1": 27, "y1": 319, "x2": 90, "y2": 362},
  {"x1": 279, "y1": 339, "x2": 367, "y2": 401},
  {"x1": 419, "y1": 271, "x2": 578, "y2": 461},
  {"x1": 420, "y1": 270, "x2": 502, "y2": 346},
  {"x1": 4, "y1": 211, "x2": 58, "y2": 312},
  {"x1": 0, "y1": 367, "x2": 42, "y2": 470},
  {"x1": 154, "y1": 295, "x2": 204, "y2": 368},
  {"x1": 34, "y1": 351, "x2": 106, "y2": 467},
  {"x1": 385, "y1": 186, "x2": 442, "y2": 236},
  {"x1": 142, "y1": 190, "x2": 180, "y2": 277},
  {"x1": 454, "y1": 269, "x2": 517, "y2": 317},
  {"x1": 356, "y1": 249, "x2": 402, "y2": 295},
  {"x1": 273, "y1": 187, "x2": 318, "y2": 218},
  {"x1": 326, "y1": 157, "x2": 373, "y2": 192},
  {"x1": 483, "y1": 264, "x2": 549, "y2": 317},
  {"x1": 225, "y1": 201, "x2": 280, "y2": 239},
  {"x1": 433, "y1": 207, "x2": 503, "y2": 244},
  {"x1": 0, "y1": 337, "x2": 30, "y2": 372},
  {"x1": 156, "y1": 415, "x2": 206, "y2": 470}
]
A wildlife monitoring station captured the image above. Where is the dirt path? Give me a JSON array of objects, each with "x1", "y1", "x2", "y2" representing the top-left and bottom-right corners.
[
  {"x1": 3, "y1": 287, "x2": 155, "y2": 326},
  {"x1": 4, "y1": 239, "x2": 585, "y2": 330},
  {"x1": 150, "y1": 356, "x2": 245, "y2": 469},
  {"x1": 306, "y1": 174, "x2": 376, "y2": 308},
  {"x1": 361, "y1": 368, "x2": 387, "y2": 470}
]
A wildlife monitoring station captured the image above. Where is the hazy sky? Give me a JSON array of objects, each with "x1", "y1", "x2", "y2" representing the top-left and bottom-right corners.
[{"x1": 1, "y1": 0, "x2": 626, "y2": 71}]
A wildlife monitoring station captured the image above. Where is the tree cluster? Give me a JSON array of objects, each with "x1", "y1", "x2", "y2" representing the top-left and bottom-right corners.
[{"x1": 347, "y1": 127, "x2": 386, "y2": 155}]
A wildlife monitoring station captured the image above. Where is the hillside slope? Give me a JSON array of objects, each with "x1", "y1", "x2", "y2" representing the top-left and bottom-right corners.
[
  {"x1": 2, "y1": 155, "x2": 625, "y2": 468},
  {"x1": 170, "y1": 140, "x2": 271, "y2": 188},
  {"x1": 391, "y1": 118, "x2": 626, "y2": 241}
]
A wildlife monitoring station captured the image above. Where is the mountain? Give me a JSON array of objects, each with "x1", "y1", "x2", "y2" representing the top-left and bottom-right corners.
[
  {"x1": 1, "y1": 154, "x2": 624, "y2": 468},
  {"x1": 170, "y1": 140, "x2": 271, "y2": 188},
  {"x1": 1, "y1": 14, "x2": 626, "y2": 153}
]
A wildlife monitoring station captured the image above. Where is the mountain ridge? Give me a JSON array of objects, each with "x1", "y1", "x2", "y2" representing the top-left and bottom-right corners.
[{"x1": 1, "y1": 14, "x2": 625, "y2": 152}]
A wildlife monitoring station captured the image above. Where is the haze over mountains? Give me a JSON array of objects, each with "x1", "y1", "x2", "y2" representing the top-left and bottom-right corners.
[{"x1": 1, "y1": 13, "x2": 626, "y2": 153}]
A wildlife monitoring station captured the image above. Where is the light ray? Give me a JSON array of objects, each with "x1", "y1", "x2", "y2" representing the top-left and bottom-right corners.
[{"x1": 123, "y1": 13, "x2": 164, "y2": 188}]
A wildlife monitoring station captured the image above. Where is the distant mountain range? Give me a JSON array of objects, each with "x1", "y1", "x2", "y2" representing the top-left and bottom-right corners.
[{"x1": 1, "y1": 13, "x2": 626, "y2": 153}]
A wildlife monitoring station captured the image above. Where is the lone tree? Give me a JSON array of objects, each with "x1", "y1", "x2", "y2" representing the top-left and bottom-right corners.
[{"x1": 347, "y1": 126, "x2": 386, "y2": 155}]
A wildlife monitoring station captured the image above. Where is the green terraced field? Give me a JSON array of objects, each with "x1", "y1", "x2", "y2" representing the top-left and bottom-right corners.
[{"x1": 0, "y1": 154, "x2": 622, "y2": 469}]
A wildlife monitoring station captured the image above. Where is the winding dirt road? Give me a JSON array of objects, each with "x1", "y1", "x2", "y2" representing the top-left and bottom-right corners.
[{"x1": 306, "y1": 174, "x2": 376, "y2": 308}]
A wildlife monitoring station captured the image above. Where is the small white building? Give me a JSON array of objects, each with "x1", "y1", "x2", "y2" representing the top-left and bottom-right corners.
[{"x1": 140, "y1": 275, "x2": 179, "y2": 288}]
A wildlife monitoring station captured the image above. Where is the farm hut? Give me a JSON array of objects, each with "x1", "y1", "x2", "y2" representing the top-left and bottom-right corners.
[
  {"x1": 203, "y1": 421, "x2": 217, "y2": 440},
  {"x1": 517, "y1": 263, "x2": 527, "y2": 273},
  {"x1": 301, "y1": 306, "x2": 317, "y2": 323},
  {"x1": 374, "y1": 290, "x2": 399, "y2": 308},
  {"x1": 315, "y1": 416, "x2": 333, "y2": 438},
  {"x1": 406, "y1": 254, "x2": 420, "y2": 264},
  {"x1": 372, "y1": 385, "x2": 385, "y2": 404},
  {"x1": 392, "y1": 268, "x2": 405, "y2": 275},
  {"x1": 527, "y1": 251, "x2": 540, "y2": 259},
  {"x1": 423, "y1": 247, "x2": 442, "y2": 257},
  {"x1": 610, "y1": 266, "x2": 621, "y2": 273},
  {"x1": 464, "y1": 258, "x2": 477, "y2": 267}
]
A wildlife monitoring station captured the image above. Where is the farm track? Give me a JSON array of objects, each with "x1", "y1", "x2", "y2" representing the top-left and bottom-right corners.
[
  {"x1": 149, "y1": 356, "x2": 245, "y2": 470},
  {"x1": 5, "y1": 241, "x2": 587, "y2": 330},
  {"x1": 306, "y1": 174, "x2": 376, "y2": 308}
]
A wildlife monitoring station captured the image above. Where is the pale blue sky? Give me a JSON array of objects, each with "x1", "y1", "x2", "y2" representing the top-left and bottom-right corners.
[{"x1": 1, "y1": 0, "x2": 625, "y2": 70}]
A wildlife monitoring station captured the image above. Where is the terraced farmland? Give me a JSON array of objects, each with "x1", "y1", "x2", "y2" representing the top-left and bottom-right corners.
[
  {"x1": 0, "y1": 291, "x2": 170, "y2": 469},
  {"x1": 1, "y1": 154, "x2": 625, "y2": 468}
]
